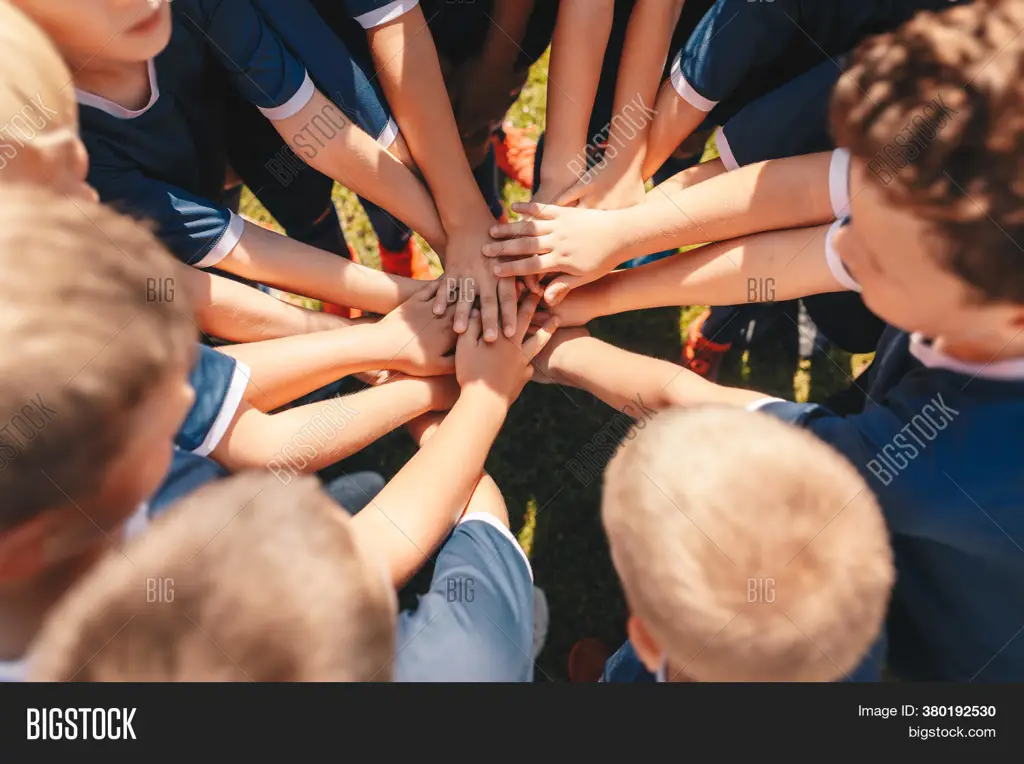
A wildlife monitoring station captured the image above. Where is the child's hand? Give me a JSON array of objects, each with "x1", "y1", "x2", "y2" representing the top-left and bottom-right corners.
[
  {"x1": 377, "y1": 281, "x2": 457, "y2": 376},
  {"x1": 483, "y1": 202, "x2": 625, "y2": 306},
  {"x1": 456, "y1": 293, "x2": 559, "y2": 406},
  {"x1": 529, "y1": 327, "x2": 591, "y2": 386}
]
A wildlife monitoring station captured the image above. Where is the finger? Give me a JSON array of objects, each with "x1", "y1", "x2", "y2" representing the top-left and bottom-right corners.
[
  {"x1": 515, "y1": 279, "x2": 526, "y2": 300},
  {"x1": 554, "y1": 180, "x2": 588, "y2": 206},
  {"x1": 419, "y1": 279, "x2": 442, "y2": 301},
  {"x1": 492, "y1": 254, "x2": 561, "y2": 278},
  {"x1": 431, "y1": 355, "x2": 457, "y2": 375},
  {"x1": 480, "y1": 291, "x2": 501, "y2": 342},
  {"x1": 498, "y1": 277, "x2": 518, "y2": 337},
  {"x1": 487, "y1": 219, "x2": 550, "y2": 242},
  {"x1": 432, "y1": 278, "x2": 450, "y2": 315},
  {"x1": 453, "y1": 288, "x2": 473, "y2": 333},
  {"x1": 458, "y1": 308, "x2": 482, "y2": 346},
  {"x1": 523, "y1": 317, "x2": 561, "y2": 360},
  {"x1": 524, "y1": 274, "x2": 543, "y2": 295},
  {"x1": 514, "y1": 291, "x2": 542, "y2": 343},
  {"x1": 544, "y1": 274, "x2": 586, "y2": 306},
  {"x1": 482, "y1": 236, "x2": 552, "y2": 258},
  {"x1": 510, "y1": 201, "x2": 556, "y2": 220},
  {"x1": 531, "y1": 310, "x2": 552, "y2": 326}
]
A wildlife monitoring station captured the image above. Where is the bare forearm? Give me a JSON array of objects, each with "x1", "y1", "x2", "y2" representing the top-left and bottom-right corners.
[
  {"x1": 642, "y1": 79, "x2": 707, "y2": 179},
  {"x1": 575, "y1": 224, "x2": 840, "y2": 320},
  {"x1": 551, "y1": 335, "x2": 764, "y2": 411},
  {"x1": 602, "y1": 0, "x2": 686, "y2": 179},
  {"x1": 216, "y1": 323, "x2": 394, "y2": 411},
  {"x1": 606, "y1": 152, "x2": 837, "y2": 264},
  {"x1": 215, "y1": 377, "x2": 439, "y2": 474},
  {"x1": 274, "y1": 90, "x2": 447, "y2": 249},
  {"x1": 219, "y1": 224, "x2": 421, "y2": 314},
  {"x1": 182, "y1": 267, "x2": 348, "y2": 341},
  {"x1": 352, "y1": 388, "x2": 508, "y2": 587},
  {"x1": 368, "y1": 7, "x2": 492, "y2": 230},
  {"x1": 542, "y1": 0, "x2": 615, "y2": 186}
]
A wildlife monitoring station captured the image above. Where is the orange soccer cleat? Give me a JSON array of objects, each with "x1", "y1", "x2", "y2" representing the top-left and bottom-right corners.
[
  {"x1": 493, "y1": 123, "x2": 538, "y2": 190},
  {"x1": 682, "y1": 309, "x2": 733, "y2": 380}
]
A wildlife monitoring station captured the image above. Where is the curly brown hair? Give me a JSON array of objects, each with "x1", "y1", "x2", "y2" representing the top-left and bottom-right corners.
[{"x1": 831, "y1": 0, "x2": 1024, "y2": 304}]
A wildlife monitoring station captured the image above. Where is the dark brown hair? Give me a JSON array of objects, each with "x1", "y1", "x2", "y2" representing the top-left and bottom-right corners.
[{"x1": 831, "y1": 0, "x2": 1024, "y2": 304}]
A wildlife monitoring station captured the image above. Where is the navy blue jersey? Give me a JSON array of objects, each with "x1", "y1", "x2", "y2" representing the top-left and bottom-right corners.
[
  {"x1": 79, "y1": 0, "x2": 393, "y2": 267},
  {"x1": 177, "y1": 344, "x2": 250, "y2": 458},
  {"x1": 748, "y1": 212, "x2": 1024, "y2": 680},
  {"x1": 672, "y1": 0, "x2": 971, "y2": 112}
]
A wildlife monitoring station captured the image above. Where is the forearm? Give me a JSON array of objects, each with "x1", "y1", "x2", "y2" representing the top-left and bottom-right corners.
[
  {"x1": 216, "y1": 323, "x2": 396, "y2": 411},
  {"x1": 575, "y1": 224, "x2": 841, "y2": 320},
  {"x1": 541, "y1": 0, "x2": 615, "y2": 187},
  {"x1": 182, "y1": 267, "x2": 348, "y2": 341},
  {"x1": 601, "y1": 0, "x2": 686, "y2": 182},
  {"x1": 607, "y1": 152, "x2": 838, "y2": 265},
  {"x1": 367, "y1": 6, "x2": 493, "y2": 232},
  {"x1": 219, "y1": 224, "x2": 421, "y2": 314},
  {"x1": 642, "y1": 79, "x2": 707, "y2": 179},
  {"x1": 214, "y1": 376, "x2": 441, "y2": 474},
  {"x1": 352, "y1": 388, "x2": 508, "y2": 588},
  {"x1": 552, "y1": 335, "x2": 765, "y2": 411},
  {"x1": 274, "y1": 90, "x2": 447, "y2": 249}
]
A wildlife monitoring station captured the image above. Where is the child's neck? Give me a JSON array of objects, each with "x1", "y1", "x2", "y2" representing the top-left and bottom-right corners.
[
  {"x1": 73, "y1": 57, "x2": 153, "y2": 112},
  {"x1": 933, "y1": 332, "x2": 1024, "y2": 365},
  {"x1": 0, "y1": 549, "x2": 102, "y2": 662}
]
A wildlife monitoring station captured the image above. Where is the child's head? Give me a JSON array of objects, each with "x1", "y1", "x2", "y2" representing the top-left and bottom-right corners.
[
  {"x1": 10, "y1": 0, "x2": 172, "y2": 68},
  {"x1": 831, "y1": 0, "x2": 1024, "y2": 348},
  {"x1": 0, "y1": 2, "x2": 92, "y2": 200},
  {"x1": 28, "y1": 472, "x2": 398, "y2": 682},
  {"x1": 0, "y1": 187, "x2": 195, "y2": 584},
  {"x1": 602, "y1": 408, "x2": 893, "y2": 682}
]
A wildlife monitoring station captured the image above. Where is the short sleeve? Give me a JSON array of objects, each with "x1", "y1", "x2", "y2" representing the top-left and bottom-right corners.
[
  {"x1": 177, "y1": 0, "x2": 314, "y2": 119},
  {"x1": 148, "y1": 448, "x2": 230, "y2": 517},
  {"x1": 393, "y1": 516, "x2": 534, "y2": 682},
  {"x1": 344, "y1": 0, "x2": 419, "y2": 28},
  {"x1": 86, "y1": 152, "x2": 244, "y2": 268},
  {"x1": 672, "y1": 0, "x2": 799, "y2": 110},
  {"x1": 177, "y1": 345, "x2": 251, "y2": 457}
]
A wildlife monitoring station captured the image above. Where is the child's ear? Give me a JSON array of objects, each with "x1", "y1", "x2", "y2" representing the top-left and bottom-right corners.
[
  {"x1": 626, "y1": 615, "x2": 663, "y2": 675},
  {"x1": 0, "y1": 516, "x2": 49, "y2": 582}
]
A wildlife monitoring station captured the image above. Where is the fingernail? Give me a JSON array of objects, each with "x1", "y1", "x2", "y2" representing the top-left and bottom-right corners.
[
  {"x1": 493, "y1": 265, "x2": 503, "y2": 276},
  {"x1": 486, "y1": 329, "x2": 497, "y2": 341},
  {"x1": 505, "y1": 325, "x2": 515, "y2": 337}
]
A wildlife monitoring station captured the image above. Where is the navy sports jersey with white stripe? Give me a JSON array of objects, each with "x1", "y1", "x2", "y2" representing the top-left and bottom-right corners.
[
  {"x1": 176, "y1": 344, "x2": 250, "y2": 458},
  {"x1": 78, "y1": 0, "x2": 394, "y2": 267}
]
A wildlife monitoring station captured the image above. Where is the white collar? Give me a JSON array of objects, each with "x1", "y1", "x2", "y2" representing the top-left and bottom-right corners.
[
  {"x1": 909, "y1": 333, "x2": 1024, "y2": 381},
  {"x1": 0, "y1": 656, "x2": 26, "y2": 682},
  {"x1": 75, "y1": 60, "x2": 159, "y2": 120}
]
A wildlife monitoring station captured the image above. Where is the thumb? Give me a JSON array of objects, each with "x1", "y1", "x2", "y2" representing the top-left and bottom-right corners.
[{"x1": 544, "y1": 274, "x2": 587, "y2": 306}]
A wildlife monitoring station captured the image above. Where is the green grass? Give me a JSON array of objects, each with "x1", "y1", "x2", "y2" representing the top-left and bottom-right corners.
[{"x1": 240, "y1": 51, "x2": 871, "y2": 681}]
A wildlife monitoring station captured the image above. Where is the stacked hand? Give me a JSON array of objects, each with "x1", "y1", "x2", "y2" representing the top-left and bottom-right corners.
[
  {"x1": 377, "y1": 280, "x2": 457, "y2": 376},
  {"x1": 456, "y1": 292, "x2": 560, "y2": 407}
]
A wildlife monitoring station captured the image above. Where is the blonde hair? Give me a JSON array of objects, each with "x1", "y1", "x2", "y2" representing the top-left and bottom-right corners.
[
  {"x1": 603, "y1": 407, "x2": 894, "y2": 682},
  {"x1": 0, "y1": 3, "x2": 78, "y2": 166},
  {"x1": 29, "y1": 472, "x2": 398, "y2": 682},
  {"x1": 0, "y1": 187, "x2": 195, "y2": 530}
]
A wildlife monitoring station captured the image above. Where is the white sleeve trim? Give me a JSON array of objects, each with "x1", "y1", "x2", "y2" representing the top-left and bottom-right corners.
[
  {"x1": 458, "y1": 512, "x2": 533, "y2": 583},
  {"x1": 376, "y1": 116, "x2": 399, "y2": 148},
  {"x1": 354, "y1": 0, "x2": 419, "y2": 28},
  {"x1": 825, "y1": 218, "x2": 861, "y2": 292},
  {"x1": 194, "y1": 211, "x2": 244, "y2": 269},
  {"x1": 715, "y1": 126, "x2": 739, "y2": 170},
  {"x1": 259, "y1": 71, "x2": 315, "y2": 121},
  {"x1": 670, "y1": 52, "x2": 718, "y2": 113},
  {"x1": 829, "y1": 148, "x2": 851, "y2": 218},
  {"x1": 192, "y1": 359, "x2": 251, "y2": 457},
  {"x1": 746, "y1": 397, "x2": 785, "y2": 412}
]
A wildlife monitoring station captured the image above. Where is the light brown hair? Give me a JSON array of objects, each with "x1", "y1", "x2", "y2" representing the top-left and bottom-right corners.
[
  {"x1": 603, "y1": 407, "x2": 894, "y2": 681},
  {"x1": 831, "y1": 0, "x2": 1024, "y2": 304},
  {"x1": 28, "y1": 471, "x2": 397, "y2": 682},
  {"x1": 0, "y1": 187, "x2": 195, "y2": 530}
]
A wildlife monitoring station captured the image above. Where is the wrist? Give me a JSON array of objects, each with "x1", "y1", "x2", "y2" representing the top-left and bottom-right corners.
[{"x1": 459, "y1": 381, "x2": 515, "y2": 416}]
